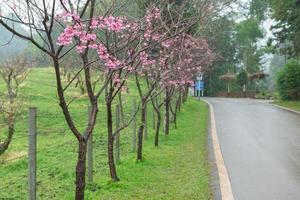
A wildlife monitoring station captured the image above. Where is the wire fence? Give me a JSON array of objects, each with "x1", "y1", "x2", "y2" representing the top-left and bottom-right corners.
[{"x1": 0, "y1": 98, "x2": 158, "y2": 200}]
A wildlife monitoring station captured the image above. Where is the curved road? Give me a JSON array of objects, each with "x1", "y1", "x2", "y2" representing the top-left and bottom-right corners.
[{"x1": 205, "y1": 98, "x2": 300, "y2": 200}]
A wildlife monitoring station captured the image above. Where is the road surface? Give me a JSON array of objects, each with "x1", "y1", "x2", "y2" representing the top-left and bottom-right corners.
[{"x1": 205, "y1": 98, "x2": 300, "y2": 200}]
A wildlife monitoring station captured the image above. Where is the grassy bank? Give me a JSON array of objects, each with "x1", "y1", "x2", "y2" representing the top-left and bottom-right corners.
[
  {"x1": 0, "y1": 68, "x2": 211, "y2": 199},
  {"x1": 273, "y1": 101, "x2": 300, "y2": 112}
]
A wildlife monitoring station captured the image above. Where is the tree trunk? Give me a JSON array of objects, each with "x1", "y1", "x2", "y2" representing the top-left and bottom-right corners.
[
  {"x1": 0, "y1": 81, "x2": 16, "y2": 155},
  {"x1": 164, "y1": 91, "x2": 170, "y2": 135},
  {"x1": 182, "y1": 86, "x2": 188, "y2": 103},
  {"x1": 155, "y1": 112, "x2": 161, "y2": 147},
  {"x1": 144, "y1": 106, "x2": 148, "y2": 140},
  {"x1": 0, "y1": 120, "x2": 15, "y2": 155},
  {"x1": 172, "y1": 94, "x2": 181, "y2": 129},
  {"x1": 137, "y1": 101, "x2": 146, "y2": 161},
  {"x1": 75, "y1": 140, "x2": 87, "y2": 200},
  {"x1": 106, "y1": 100, "x2": 119, "y2": 181},
  {"x1": 178, "y1": 93, "x2": 182, "y2": 112}
]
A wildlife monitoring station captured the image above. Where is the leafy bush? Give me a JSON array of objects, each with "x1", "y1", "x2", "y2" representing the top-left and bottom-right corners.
[{"x1": 276, "y1": 60, "x2": 300, "y2": 100}]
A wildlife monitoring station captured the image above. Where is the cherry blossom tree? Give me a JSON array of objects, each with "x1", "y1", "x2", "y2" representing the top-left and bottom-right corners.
[
  {"x1": 149, "y1": 34, "x2": 214, "y2": 145},
  {"x1": 0, "y1": 1, "x2": 101, "y2": 198},
  {"x1": 56, "y1": 3, "x2": 174, "y2": 179}
]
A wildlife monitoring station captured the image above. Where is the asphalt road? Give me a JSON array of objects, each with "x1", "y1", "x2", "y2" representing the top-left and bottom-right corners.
[{"x1": 205, "y1": 98, "x2": 300, "y2": 200}]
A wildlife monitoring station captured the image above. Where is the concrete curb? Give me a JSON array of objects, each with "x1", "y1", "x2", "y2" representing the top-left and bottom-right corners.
[
  {"x1": 270, "y1": 103, "x2": 300, "y2": 115},
  {"x1": 203, "y1": 100, "x2": 234, "y2": 200}
]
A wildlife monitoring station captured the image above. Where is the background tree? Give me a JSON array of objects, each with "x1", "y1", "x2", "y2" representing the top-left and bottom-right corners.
[
  {"x1": 235, "y1": 17, "x2": 264, "y2": 74},
  {"x1": 267, "y1": 0, "x2": 300, "y2": 58},
  {"x1": 202, "y1": 15, "x2": 237, "y2": 95},
  {"x1": 236, "y1": 68, "x2": 248, "y2": 92},
  {"x1": 0, "y1": 55, "x2": 30, "y2": 155}
]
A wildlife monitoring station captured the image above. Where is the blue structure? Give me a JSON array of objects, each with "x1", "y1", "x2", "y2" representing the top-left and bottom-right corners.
[
  {"x1": 194, "y1": 74, "x2": 204, "y2": 97},
  {"x1": 196, "y1": 80, "x2": 204, "y2": 91}
]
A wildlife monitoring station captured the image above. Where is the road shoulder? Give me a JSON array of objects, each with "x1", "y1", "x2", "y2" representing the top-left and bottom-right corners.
[{"x1": 203, "y1": 99, "x2": 234, "y2": 200}]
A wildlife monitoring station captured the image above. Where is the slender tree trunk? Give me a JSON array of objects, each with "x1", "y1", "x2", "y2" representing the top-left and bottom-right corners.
[
  {"x1": 137, "y1": 101, "x2": 146, "y2": 161},
  {"x1": 118, "y1": 92, "x2": 125, "y2": 123},
  {"x1": 0, "y1": 82, "x2": 16, "y2": 155},
  {"x1": 53, "y1": 59, "x2": 92, "y2": 200},
  {"x1": 182, "y1": 86, "x2": 188, "y2": 103},
  {"x1": 151, "y1": 97, "x2": 161, "y2": 147},
  {"x1": 155, "y1": 112, "x2": 161, "y2": 147},
  {"x1": 106, "y1": 100, "x2": 119, "y2": 181},
  {"x1": 75, "y1": 140, "x2": 87, "y2": 200},
  {"x1": 178, "y1": 93, "x2": 182, "y2": 112},
  {"x1": 172, "y1": 99, "x2": 180, "y2": 129},
  {"x1": 164, "y1": 90, "x2": 170, "y2": 135},
  {"x1": 144, "y1": 106, "x2": 148, "y2": 140}
]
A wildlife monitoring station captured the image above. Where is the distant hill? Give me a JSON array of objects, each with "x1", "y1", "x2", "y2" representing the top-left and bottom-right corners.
[{"x1": 0, "y1": 22, "x2": 28, "y2": 58}]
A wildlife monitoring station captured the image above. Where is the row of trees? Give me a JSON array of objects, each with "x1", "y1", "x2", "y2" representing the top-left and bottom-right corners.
[
  {"x1": 266, "y1": 0, "x2": 300, "y2": 100},
  {"x1": 0, "y1": 0, "x2": 231, "y2": 199},
  {"x1": 203, "y1": 0, "x2": 269, "y2": 96}
]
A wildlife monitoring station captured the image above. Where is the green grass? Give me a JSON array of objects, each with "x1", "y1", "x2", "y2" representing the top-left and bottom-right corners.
[
  {"x1": 0, "y1": 68, "x2": 211, "y2": 199},
  {"x1": 273, "y1": 101, "x2": 300, "y2": 112}
]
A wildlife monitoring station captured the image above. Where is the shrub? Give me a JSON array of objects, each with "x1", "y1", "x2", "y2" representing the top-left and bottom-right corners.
[{"x1": 276, "y1": 59, "x2": 300, "y2": 100}]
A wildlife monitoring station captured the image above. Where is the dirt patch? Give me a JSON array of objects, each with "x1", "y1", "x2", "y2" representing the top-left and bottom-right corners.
[{"x1": 0, "y1": 151, "x2": 27, "y2": 164}]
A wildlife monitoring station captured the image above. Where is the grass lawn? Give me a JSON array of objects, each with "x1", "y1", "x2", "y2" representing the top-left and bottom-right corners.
[
  {"x1": 273, "y1": 101, "x2": 300, "y2": 112},
  {"x1": 0, "y1": 68, "x2": 211, "y2": 199}
]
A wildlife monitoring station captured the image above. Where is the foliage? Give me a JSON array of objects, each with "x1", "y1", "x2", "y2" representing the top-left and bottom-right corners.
[
  {"x1": 276, "y1": 59, "x2": 300, "y2": 100},
  {"x1": 203, "y1": 15, "x2": 237, "y2": 95},
  {"x1": 267, "y1": 0, "x2": 300, "y2": 57},
  {"x1": 235, "y1": 18, "x2": 263, "y2": 46},
  {"x1": 236, "y1": 69, "x2": 248, "y2": 87},
  {"x1": 250, "y1": 0, "x2": 269, "y2": 21},
  {"x1": 235, "y1": 17, "x2": 264, "y2": 74}
]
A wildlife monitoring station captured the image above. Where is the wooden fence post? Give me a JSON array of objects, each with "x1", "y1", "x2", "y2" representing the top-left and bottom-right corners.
[{"x1": 28, "y1": 107, "x2": 37, "y2": 200}]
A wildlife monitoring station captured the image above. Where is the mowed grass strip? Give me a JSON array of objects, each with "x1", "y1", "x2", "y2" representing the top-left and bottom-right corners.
[
  {"x1": 84, "y1": 100, "x2": 211, "y2": 200},
  {"x1": 273, "y1": 101, "x2": 300, "y2": 112},
  {"x1": 0, "y1": 68, "x2": 211, "y2": 200}
]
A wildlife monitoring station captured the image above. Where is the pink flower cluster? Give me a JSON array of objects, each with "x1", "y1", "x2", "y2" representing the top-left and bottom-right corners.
[
  {"x1": 145, "y1": 7, "x2": 160, "y2": 24},
  {"x1": 97, "y1": 44, "x2": 122, "y2": 69},
  {"x1": 90, "y1": 16, "x2": 125, "y2": 32},
  {"x1": 159, "y1": 57, "x2": 167, "y2": 68},
  {"x1": 57, "y1": 11, "x2": 80, "y2": 23},
  {"x1": 140, "y1": 51, "x2": 155, "y2": 66},
  {"x1": 143, "y1": 7, "x2": 162, "y2": 42},
  {"x1": 56, "y1": 12, "x2": 126, "y2": 68},
  {"x1": 113, "y1": 74, "x2": 121, "y2": 84},
  {"x1": 57, "y1": 24, "x2": 97, "y2": 53},
  {"x1": 162, "y1": 39, "x2": 175, "y2": 49}
]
